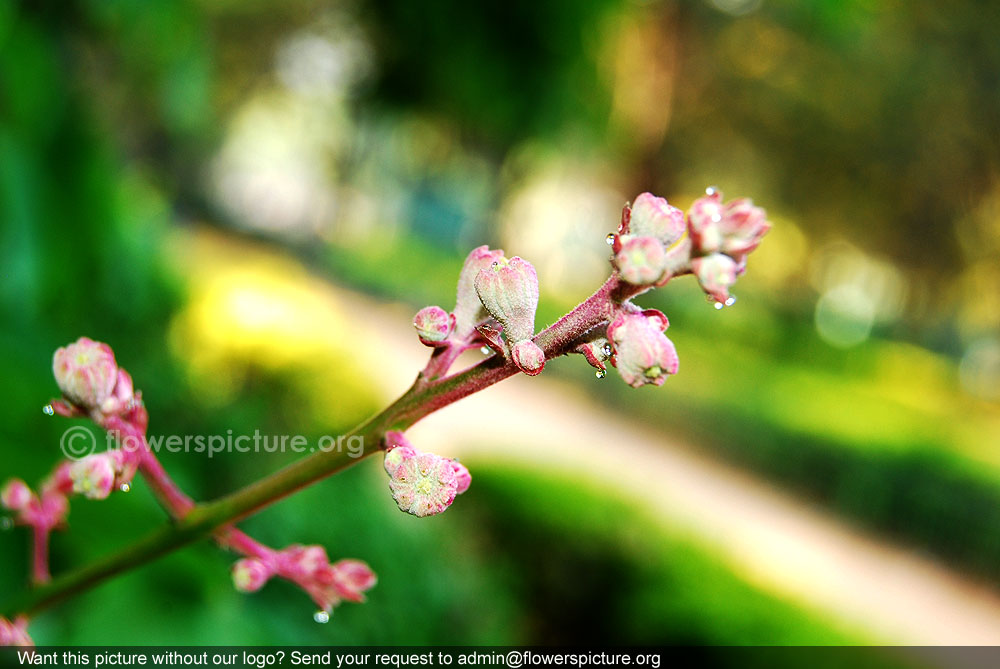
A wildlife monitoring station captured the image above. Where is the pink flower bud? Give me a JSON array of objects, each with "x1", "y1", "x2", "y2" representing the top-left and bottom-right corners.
[
  {"x1": 413, "y1": 306, "x2": 455, "y2": 346},
  {"x1": 691, "y1": 252, "x2": 739, "y2": 304},
  {"x1": 451, "y1": 460, "x2": 472, "y2": 495},
  {"x1": 614, "y1": 235, "x2": 667, "y2": 285},
  {"x1": 284, "y1": 544, "x2": 329, "y2": 576},
  {"x1": 325, "y1": 559, "x2": 377, "y2": 603},
  {"x1": 52, "y1": 337, "x2": 119, "y2": 410},
  {"x1": 100, "y1": 369, "x2": 137, "y2": 415},
  {"x1": 474, "y1": 256, "x2": 540, "y2": 344},
  {"x1": 687, "y1": 189, "x2": 770, "y2": 262},
  {"x1": 687, "y1": 191, "x2": 725, "y2": 254},
  {"x1": 719, "y1": 198, "x2": 770, "y2": 258},
  {"x1": 661, "y1": 235, "x2": 693, "y2": 278},
  {"x1": 607, "y1": 312, "x2": 679, "y2": 388},
  {"x1": 232, "y1": 558, "x2": 272, "y2": 593},
  {"x1": 69, "y1": 453, "x2": 117, "y2": 500},
  {"x1": 387, "y1": 449, "x2": 458, "y2": 517},
  {"x1": 0, "y1": 616, "x2": 32, "y2": 647},
  {"x1": 454, "y1": 246, "x2": 506, "y2": 339},
  {"x1": 511, "y1": 340, "x2": 545, "y2": 376},
  {"x1": 628, "y1": 193, "x2": 686, "y2": 245},
  {"x1": 1, "y1": 479, "x2": 33, "y2": 512},
  {"x1": 383, "y1": 431, "x2": 418, "y2": 476}
]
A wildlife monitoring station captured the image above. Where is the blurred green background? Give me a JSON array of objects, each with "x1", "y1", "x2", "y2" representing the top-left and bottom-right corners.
[{"x1": 2, "y1": 0, "x2": 1000, "y2": 646}]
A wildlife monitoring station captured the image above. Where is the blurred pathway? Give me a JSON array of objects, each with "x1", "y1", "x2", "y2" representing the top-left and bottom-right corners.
[{"x1": 348, "y1": 289, "x2": 1000, "y2": 645}]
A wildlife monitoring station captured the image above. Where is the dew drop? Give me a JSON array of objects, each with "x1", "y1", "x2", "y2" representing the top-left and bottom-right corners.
[
  {"x1": 605, "y1": 233, "x2": 616, "y2": 246},
  {"x1": 714, "y1": 302, "x2": 725, "y2": 310},
  {"x1": 480, "y1": 346, "x2": 491, "y2": 355},
  {"x1": 705, "y1": 186, "x2": 718, "y2": 196},
  {"x1": 314, "y1": 610, "x2": 330, "y2": 624},
  {"x1": 602, "y1": 344, "x2": 613, "y2": 357},
  {"x1": 725, "y1": 296, "x2": 737, "y2": 307},
  {"x1": 42, "y1": 404, "x2": 54, "y2": 416},
  {"x1": 119, "y1": 482, "x2": 131, "y2": 493},
  {"x1": 710, "y1": 213, "x2": 722, "y2": 223},
  {"x1": 0, "y1": 517, "x2": 12, "y2": 531},
  {"x1": 595, "y1": 369, "x2": 606, "y2": 379}
]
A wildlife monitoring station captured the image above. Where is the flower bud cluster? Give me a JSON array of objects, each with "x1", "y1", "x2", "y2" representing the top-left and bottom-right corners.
[
  {"x1": 383, "y1": 432, "x2": 471, "y2": 517},
  {"x1": 231, "y1": 543, "x2": 377, "y2": 615},
  {"x1": 609, "y1": 189, "x2": 769, "y2": 305},
  {"x1": 412, "y1": 246, "x2": 544, "y2": 376}
]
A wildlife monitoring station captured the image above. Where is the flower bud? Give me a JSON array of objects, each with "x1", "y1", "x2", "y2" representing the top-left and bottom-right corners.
[
  {"x1": 52, "y1": 337, "x2": 118, "y2": 410},
  {"x1": 451, "y1": 460, "x2": 472, "y2": 495},
  {"x1": 383, "y1": 431, "x2": 418, "y2": 476},
  {"x1": 69, "y1": 453, "x2": 117, "y2": 501},
  {"x1": 232, "y1": 558, "x2": 272, "y2": 593},
  {"x1": 628, "y1": 193, "x2": 686, "y2": 245},
  {"x1": 0, "y1": 616, "x2": 32, "y2": 647},
  {"x1": 607, "y1": 312, "x2": 679, "y2": 388},
  {"x1": 475, "y1": 256, "x2": 540, "y2": 344},
  {"x1": 100, "y1": 369, "x2": 137, "y2": 415},
  {"x1": 454, "y1": 246, "x2": 506, "y2": 339},
  {"x1": 387, "y1": 449, "x2": 458, "y2": 517},
  {"x1": 413, "y1": 306, "x2": 455, "y2": 346},
  {"x1": 614, "y1": 235, "x2": 667, "y2": 285},
  {"x1": 691, "y1": 253, "x2": 740, "y2": 304},
  {"x1": 511, "y1": 340, "x2": 545, "y2": 376},
  {"x1": 1, "y1": 479, "x2": 33, "y2": 512},
  {"x1": 719, "y1": 198, "x2": 770, "y2": 258},
  {"x1": 284, "y1": 544, "x2": 329, "y2": 577},
  {"x1": 326, "y1": 559, "x2": 377, "y2": 603},
  {"x1": 687, "y1": 189, "x2": 770, "y2": 263},
  {"x1": 687, "y1": 191, "x2": 725, "y2": 254}
]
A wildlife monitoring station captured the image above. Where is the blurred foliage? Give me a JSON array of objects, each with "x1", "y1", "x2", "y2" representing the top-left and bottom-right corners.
[{"x1": 2, "y1": 0, "x2": 1000, "y2": 647}]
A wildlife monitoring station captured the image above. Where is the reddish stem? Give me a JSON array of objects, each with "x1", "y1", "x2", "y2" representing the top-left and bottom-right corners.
[{"x1": 31, "y1": 526, "x2": 50, "y2": 585}]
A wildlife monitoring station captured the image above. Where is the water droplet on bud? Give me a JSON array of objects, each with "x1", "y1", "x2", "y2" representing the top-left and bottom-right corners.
[
  {"x1": 602, "y1": 344, "x2": 612, "y2": 357},
  {"x1": 42, "y1": 405, "x2": 54, "y2": 416},
  {"x1": 0, "y1": 517, "x2": 12, "y2": 531},
  {"x1": 314, "y1": 610, "x2": 330, "y2": 624},
  {"x1": 119, "y1": 482, "x2": 131, "y2": 493},
  {"x1": 725, "y1": 296, "x2": 737, "y2": 307},
  {"x1": 480, "y1": 346, "x2": 491, "y2": 355},
  {"x1": 605, "y1": 234, "x2": 616, "y2": 246},
  {"x1": 710, "y1": 214, "x2": 722, "y2": 223},
  {"x1": 705, "y1": 186, "x2": 718, "y2": 196},
  {"x1": 595, "y1": 369, "x2": 606, "y2": 379},
  {"x1": 714, "y1": 302, "x2": 725, "y2": 310}
]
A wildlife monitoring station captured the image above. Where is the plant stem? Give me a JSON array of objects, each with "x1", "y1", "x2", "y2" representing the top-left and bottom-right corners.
[{"x1": 1, "y1": 275, "x2": 627, "y2": 619}]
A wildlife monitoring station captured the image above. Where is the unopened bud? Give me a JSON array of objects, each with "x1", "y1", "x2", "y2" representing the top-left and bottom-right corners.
[
  {"x1": 52, "y1": 337, "x2": 118, "y2": 410},
  {"x1": 451, "y1": 460, "x2": 472, "y2": 495},
  {"x1": 691, "y1": 253, "x2": 740, "y2": 304},
  {"x1": 511, "y1": 340, "x2": 545, "y2": 376},
  {"x1": 232, "y1": 558, "x2": 272, "y2": 593},
  {"x1": 1, "y1": 479, "x2": 33, "y2": 512},
  {"x1": 474, "y1": 256, "x2": 540, "y2": 344},
  {"x1": 614, "y1": 236, "x2": 667, "y2": 285},
  {"x1": 69, "y1": 453, "x2": 117, "y2": 501},
  {"x1": 607, "y1": 312, "x2": 679, "y2": 388},
  {"x1": 628, "y1": 193, "x2": 686, "y2": 245},
  {"x1": 413, "y1": 306, "x2": 455, "y2": 346},
  {"x1": 454, "y1": 246, "x2": 506, "y2": 339}
]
